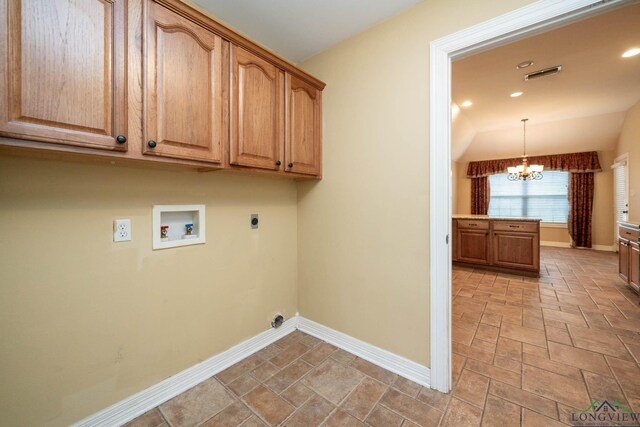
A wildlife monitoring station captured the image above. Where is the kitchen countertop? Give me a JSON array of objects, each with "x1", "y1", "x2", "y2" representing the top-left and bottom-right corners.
[
  {"x1": 619, "y1": 221, "x2": 640, "y2": 229},
  {"x1": 453, "y1": 215, "x2": 542, "y2": 222}
]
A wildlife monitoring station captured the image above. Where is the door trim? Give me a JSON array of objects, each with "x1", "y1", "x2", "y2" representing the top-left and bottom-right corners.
[{"x1": 428, "y1": 0, "x2": 627, "y2": 392}]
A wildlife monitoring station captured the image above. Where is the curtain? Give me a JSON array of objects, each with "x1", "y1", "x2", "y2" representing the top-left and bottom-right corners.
[
  {"x1": 466, "y1": 151, "x2": 601, "y2": 178},
  {"x1": 471, "y1": 177, "x2": 489, "y2": 215},
  {"x1": 568, "y1": 172, "x2": 594, "y2": 248}
]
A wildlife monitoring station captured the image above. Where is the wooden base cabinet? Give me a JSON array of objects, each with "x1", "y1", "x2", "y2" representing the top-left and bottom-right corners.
[
  {"x1": 492, "y1": 231, "x2": 539, "y2": 272},
  {"x1": 453, "y1": 218, "x2": 540, "y2": 275},
  {"x1": 631, "y1": 242, "x2": 639, "y2": 293},
  {"x1": 618, "y1": 223, "x2": 640, "y2": 294},
  {"x1": 0, "y1": 0, "x2": 128, "y2": 151}
]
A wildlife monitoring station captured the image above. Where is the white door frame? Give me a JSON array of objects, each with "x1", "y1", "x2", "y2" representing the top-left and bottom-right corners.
[{"x1": 428, "y1": 0, "x2": 626, "y2": 392}]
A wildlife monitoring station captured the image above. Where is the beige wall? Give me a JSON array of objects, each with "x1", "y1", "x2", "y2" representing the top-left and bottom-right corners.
[
  {"x1": 616, "y1": 101, "x2": 640, "y2": 223},
  {"x1": 452, "y1": 161, "x2": 459, "y2": 214},
  {"x1": 454, "y1": 150, "x2": 616, "y2": 248},
  {"x1": 0, "y1": 156, "x2": 298, "y2": 426},
  {"x1": 297, "y1": 0, "x2": 535, "y2": 367}
]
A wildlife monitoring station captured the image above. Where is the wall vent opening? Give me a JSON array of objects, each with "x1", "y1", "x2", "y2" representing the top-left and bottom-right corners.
[
  {"x1": 524, "y1": 65, "x2": 562, "y2": 81},
  {"x1": 271, "y1": 314, "x2": 284, "y2": 328}
]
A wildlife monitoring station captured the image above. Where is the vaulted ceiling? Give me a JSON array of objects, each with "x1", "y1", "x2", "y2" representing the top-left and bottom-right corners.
[{"x1": 452, "y1": 3, "x2": 640, "y2": 162}]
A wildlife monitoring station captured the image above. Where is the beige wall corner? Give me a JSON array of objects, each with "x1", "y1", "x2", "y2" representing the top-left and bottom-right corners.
[
  {"x1": 616, "y1": 101, "x2": 640, "y2": 222},
  {"x1": 297, "y1": 0, "x2": 535, "y2": 367},
  {"x1": 0, "y1": 156, "x2": 298, "y2": 426}
]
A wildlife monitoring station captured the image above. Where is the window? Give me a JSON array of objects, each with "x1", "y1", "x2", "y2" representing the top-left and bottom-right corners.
[{"x1": 488, "y1": 171, "x2": 569, "y2": 223}]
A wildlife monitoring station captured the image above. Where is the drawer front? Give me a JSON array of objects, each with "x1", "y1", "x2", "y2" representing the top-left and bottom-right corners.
[
  {"x1": 619, "y1": 226, "x2": 639, "y2": 242},
  {"x1": 457, "y1": 220, "x2": 489, "y2": 230},
  {"x1": 493, "y1": 221, "x2": 539, "y2": 233}
]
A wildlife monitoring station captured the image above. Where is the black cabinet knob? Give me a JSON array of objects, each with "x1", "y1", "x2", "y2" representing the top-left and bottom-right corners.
[
  {"x1": 275, "y1": 160, "x2": 282, "y2": 166},
  {"x1": 147, "y1": 140, "x2": 157, "y2": 148},
  {"x1": 288, "y1": 163, "x2": 293, "y2": 168},
  {"x1": 116, "y1": 135, "x2": 127, "y2": 144}
]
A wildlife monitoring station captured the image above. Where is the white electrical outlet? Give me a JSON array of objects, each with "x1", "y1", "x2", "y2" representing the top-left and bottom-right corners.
[{"x1": 113, "y1": 219, "x2": 131, "y2": 242}]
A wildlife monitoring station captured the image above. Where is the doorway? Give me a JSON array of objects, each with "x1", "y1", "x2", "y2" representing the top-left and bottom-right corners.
[{"x1": 428, "y1": 0, "x2": 629, "y2": 392}]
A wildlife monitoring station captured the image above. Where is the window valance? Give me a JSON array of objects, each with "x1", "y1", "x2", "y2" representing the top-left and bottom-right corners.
[{"x1": 466, "y1": 151, "x2": 602, "y2": 178}]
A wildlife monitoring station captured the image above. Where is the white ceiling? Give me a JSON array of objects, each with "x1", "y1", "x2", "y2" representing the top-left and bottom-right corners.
[
  {"x1": 190, "y1": 0, "x2": 423, "y2": 62},
  {"x1": 452, "y1": 3, "x2": 640, "y2": 162}
]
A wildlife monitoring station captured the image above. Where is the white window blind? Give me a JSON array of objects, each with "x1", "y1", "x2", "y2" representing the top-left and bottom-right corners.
[
  {"x1": 488, "y1": 171, "x2": 569, "y2": 223},
  {"x1": 613, "y1": 159, "x2": 628, "y2": 223}
]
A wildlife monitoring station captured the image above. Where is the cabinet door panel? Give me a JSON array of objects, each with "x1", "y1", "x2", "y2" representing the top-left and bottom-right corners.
[
  {"x1": 230, "y1": 45, "x2": 283, "y2": 170},
  {"x1": 619, "y1": 239, "x2": 630, "y2": 283},
  {"x1": 457, "y1": 229, "x2": 490, "y2": 265},
  {"x1": 144, "y1": 1, "x2": 223, "y2": 163},
  {"x1": 493, "y1": 232, "x2": 539, "y2": 271},
  {"x1": 285, "y1": 74, "x2": 321, "y2": 176},
  {"x1": 629, "y1": 242, "x2": 639, "y2": 292},
  {"x1": 0, "y1": 0, "x2": 127, "y2": 150}
]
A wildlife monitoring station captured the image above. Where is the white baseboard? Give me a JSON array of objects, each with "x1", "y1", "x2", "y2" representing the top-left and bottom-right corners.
[
  {"x1": 540, "y1": 241, "x2": 616, "y2": 252},
  {"x1": 74, "y1": 315, "x2": 431, "y2": 426},
  {"x1": 540, "y1": 241, "x2": 572, "y2": 248},
  {"x1": 72, "y1": 316, "x2": 299, "y2": 427},
  {"x1": 297, "y1": 317, "x2": 430, "y2": 388}
]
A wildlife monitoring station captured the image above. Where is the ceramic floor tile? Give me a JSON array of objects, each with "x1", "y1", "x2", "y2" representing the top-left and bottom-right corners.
[
  {"x1": 302, "y1": 359, "x2": 364, "y2": 404},
  {"x1": 281, "y1": 394, "x2": 334, "y2": 426},
  {"x1": 301, "y1": 342, "x2": 337, "y2": 366},
  {"x1": 452, "y1": 369, "x2": 489, "y2": 408},
  {"x1": 364, "y1": 405, "x2": 403, "y2": 427},
  {"x1": 391, "y1": 377, "x2": 422, "y2": 398},
  {"x1": 350, "y1": 357, "x2": 398, "y2": 385},
  {"x1": 440, "y1": 398, "x2": 482, "y2": 427},
  {"x1": 488, "y1": 379, "x2": 558, "y2": 419},
  {"x1": 547, "y1": 341, "x2": 612, "y2": 376},
  {"x1": 481, "y1": 394, "x2": 521, "y2": 427},
  {"x1": 322, "y1": 409, "x2": 366, "y2": 426},
  {"x1": 159, "y1": 377, "x2": 235, "y2": 427},
  {"x1": 522, "y1": 365, "x2": 590, "y2": 409},
  {"x1": 270, "y1": 342, "x2": 310, "y2": 368},
  {"x1": 341, "y1": 377, "x2": 387, "y2": 420},
  {"x1": 242, "y1": 385, "x2": 295, "y2": 426},
  {"x1": 122, "y1": 408, "x2": 167, "y2": 427},
  {"x1": 200, "y1": 401, "x2": 252, "y2": 426},
  {"x1": 281, "y1": 382, "x2": 315, "y2": 408},
  {"x1": 380, "y1": 388, "x2": 442, "y2": 427}
]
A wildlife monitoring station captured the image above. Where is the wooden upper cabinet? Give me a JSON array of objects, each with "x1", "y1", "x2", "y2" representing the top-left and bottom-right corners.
[
  {"x1": 230, "y1": 45, "x2": 283, "y2": 170},
  {"x1": 285, "y1": 74, "x2": 321, "y2": 176},
  {"x1": 0, "y1": 0, "x2": 128, "y2": 150},
  {"x1": 144, "y1": 0, "x2": 225, "y2": 164}
]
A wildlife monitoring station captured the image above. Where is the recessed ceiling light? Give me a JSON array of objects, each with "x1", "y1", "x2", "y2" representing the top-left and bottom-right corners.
[
  {"x1": 516, "y1": 60, "x2": 534, "y2": 69},
  {"x1": 461, "y1": 100, "x2": 473, "y2": 107},
  {"x1": 510, "y1": 91, "x2": 523, "y2": 97},
  {"x1": 622, "y1": 48, "x2": 640, "y2": 58}
]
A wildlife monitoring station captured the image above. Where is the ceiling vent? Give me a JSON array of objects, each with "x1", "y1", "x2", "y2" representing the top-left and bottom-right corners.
[{"x1": 524, "y1": 65, "x2": 562, "y2": 81}]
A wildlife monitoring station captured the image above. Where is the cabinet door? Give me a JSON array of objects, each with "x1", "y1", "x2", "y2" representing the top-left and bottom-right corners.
[
  {"x1": 492, "y1": 231, "x2": 539, "y2": 271},
  {"x1": 619, "y1": 239, "x2": 630, "y2": 283},
  {"x1": 230, "y1": 45, "x2": 283, "y2": 170},
  {"x1": 457, "y1": 229, "x2": 491, "y2": 265},
  {"x1": 285, "y1": 74, "x2": 321, "y2": 176},
  {"x1": 0, "y1": 0, "x2": 127, "y2": 150},
  {"x1": 629, "y1": 242, "x2": 639, "y2": 293},
  {"x1": 144, "y1": 1, "x2": 224, "y2": 163}
]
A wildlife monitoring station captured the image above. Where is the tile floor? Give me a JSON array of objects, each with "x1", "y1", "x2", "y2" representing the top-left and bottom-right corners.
[
  {"x1": 125, "y1": 247, "x2": 640, "y2": 427},
  {"x1": 450, "y1": 247, "x2": 640, "y2": 426}
]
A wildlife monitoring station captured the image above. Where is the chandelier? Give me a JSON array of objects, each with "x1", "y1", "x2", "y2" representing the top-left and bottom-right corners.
[{"x1": 507, "y1": 118, "x2": 543, "y2": 181}]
